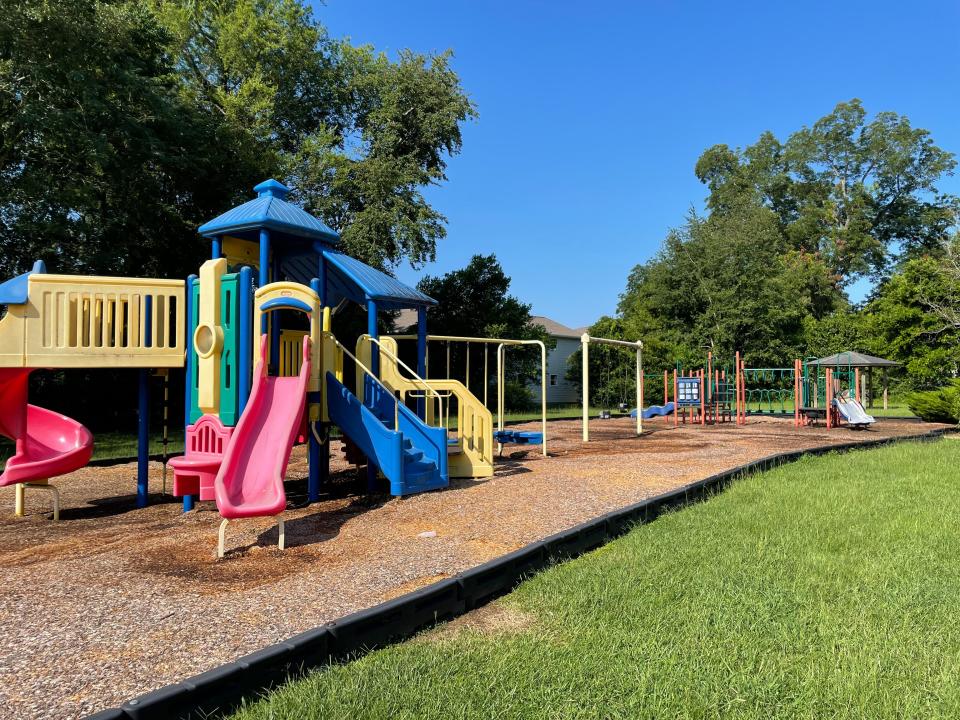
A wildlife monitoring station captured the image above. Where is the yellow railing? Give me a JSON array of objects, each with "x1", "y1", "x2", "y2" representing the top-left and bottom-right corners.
[
  {"x1": 0, "y1": 274, "x2": 187, "y2": 368},
  {"x1": 359, "y1": 335, "x2": 494, "y2": 478}
]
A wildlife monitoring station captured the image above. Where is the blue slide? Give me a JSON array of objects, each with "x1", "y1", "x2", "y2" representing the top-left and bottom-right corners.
[{"x1": 629, "y1": 402, "x2": 676, "y2": 419}]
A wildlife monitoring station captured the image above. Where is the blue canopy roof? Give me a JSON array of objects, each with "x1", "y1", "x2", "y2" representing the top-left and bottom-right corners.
[
  {"x1": 282, "y1": 248, "x2": 436, "y2": 311},
  {"x1": 198, "y1": 179, "x2": 339, "y2": 245}
]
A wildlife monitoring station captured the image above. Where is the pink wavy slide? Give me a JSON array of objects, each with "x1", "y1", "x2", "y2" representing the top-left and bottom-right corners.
[
  {"x1": 215, "y1": 335, "x2": 311, "y2": 519},
  {"x1": 0, "y1": 368, "x2": 93, "y2": 486}
]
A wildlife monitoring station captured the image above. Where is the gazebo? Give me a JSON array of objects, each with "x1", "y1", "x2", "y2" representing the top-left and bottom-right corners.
[{"x1": 805, "y1": 352, "x2": 900, "y2": 409}]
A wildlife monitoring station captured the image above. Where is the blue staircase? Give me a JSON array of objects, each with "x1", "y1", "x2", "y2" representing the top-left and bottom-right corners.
[{"x1": 326, "y1": 372, "x2": 448, "y2": 495}]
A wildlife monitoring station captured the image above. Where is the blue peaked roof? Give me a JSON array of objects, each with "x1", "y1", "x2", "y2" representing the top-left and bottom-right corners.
[
  {"x1": 282, "y1": 247, "x2": 436, "y2": 311},
  {"x1": 198, "y1": 179, "x2": 339, "y2": 245}
]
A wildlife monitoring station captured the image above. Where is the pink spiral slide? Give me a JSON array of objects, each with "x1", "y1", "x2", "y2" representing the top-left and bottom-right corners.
[
  {"x1": 214, "y1": 336, "x2": 311, "y2": 519},
  {"x1": 0, "y1": 368, "x2": 93, "y2": 487}
]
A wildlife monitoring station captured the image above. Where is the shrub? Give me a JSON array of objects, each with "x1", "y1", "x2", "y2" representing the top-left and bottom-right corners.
[
  {"x1": 504, "y1": 380, "x2": 535, "y2": 412},
  {"x1": 906, "y1": 380, "x2": 960, "y2": 424}
]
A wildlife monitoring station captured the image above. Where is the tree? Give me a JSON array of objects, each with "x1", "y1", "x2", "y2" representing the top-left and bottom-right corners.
[
  {"x1": 617, "y1": 205, "x2": 834, "y2": 371},
  {"x1": 416, "y1": 254, "x2": 551, "y2": 407},
  {"x1": 860, "y1": 254, "x2": 960, "y2": 387},
  {"x1": 0, "y1": 0, "x2": 475, "y2": 281},
  {"x1": 0, "y1": 0, "x2": 225, "y2": 279},
  {"x1": 695, "y1": 100, "x2": 958, "y2": 287},
  {"x1": 156, "y1": 0, "x2": 477, "y2": 270}
]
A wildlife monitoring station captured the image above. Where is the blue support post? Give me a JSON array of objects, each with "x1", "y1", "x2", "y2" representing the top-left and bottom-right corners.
[
  {"x1": 183, "y1": 275, "x2": 197, "y2": 512},
  {"x1": 211, "y1": 235, "x2": 222, "y2": 259},
  {"x1": 416, "y1": 307, "x2": 427, "y2": 420},
  {"x1": 259, "y1": 229, "x2": 270, "y2": 337},
  {"x1": 238, "y1": 266, "x2": 253, "y2": 415},
  {"x1": 137, "y1": 295, "x2": 153, "y2": 508},
  {"x1": 366, "y1": 298, "x2": 379, "y2": 491},
  {"x1": 307, "y1": 276, "x2": 322, "y2": 502}
]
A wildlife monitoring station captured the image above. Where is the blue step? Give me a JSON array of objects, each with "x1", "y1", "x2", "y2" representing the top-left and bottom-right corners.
[{"x1": 326, "y1": 373, "x2": 449, "y2": 496}]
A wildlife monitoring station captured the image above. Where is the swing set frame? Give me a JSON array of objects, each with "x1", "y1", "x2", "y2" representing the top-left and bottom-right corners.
[{"x1": 580, "y1": 334, "x2": 644, "y2": 441}]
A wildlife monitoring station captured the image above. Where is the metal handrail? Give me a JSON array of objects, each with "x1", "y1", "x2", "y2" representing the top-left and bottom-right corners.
[
  {"x1": 327, "y1": 334, "x2": 404, "y2": 430},
  {"x1": 357, "y1": 335, "x2": 447, "y2": 428}
]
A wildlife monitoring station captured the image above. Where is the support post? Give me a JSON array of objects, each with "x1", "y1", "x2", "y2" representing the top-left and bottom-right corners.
[
  {"x1": 581, "y1": 334, "x2": 589, "y2": 442},
  {"x1": 137, "y1": 368, "x2": 150, "y2": 508},
  {"x1": 826, "y1": 368, "x2": 834, "y2": 429},
  {"x1": 673, "y1": 369, "x2": 678, "y2": 429},
  {"x1": 883, "y1": 369, "x2": 888, "y2": 410},
  {"x1": 636, "y1": 342, "x2": 643, "y2": 436},
  {"x1": 540, "y1": 342, "x2": 548, "y2": 455},
  {"x1": 238, "y1": 267, "x2": 254, "y2": 415},
  {"x1": 366, "y1": 299, "x2": 378, "y2": 492},
  {"x1": 211, "y1": 234, "x2": 222, "y2": 259}
]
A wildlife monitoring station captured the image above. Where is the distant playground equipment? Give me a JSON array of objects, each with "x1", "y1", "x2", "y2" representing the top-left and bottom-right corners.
[
  {"x1": 385, "y1": 333, "x2": 548, "y2": 457},
  {"x1": 797, "y1": 354, "x2": 876, "y2": 429}
]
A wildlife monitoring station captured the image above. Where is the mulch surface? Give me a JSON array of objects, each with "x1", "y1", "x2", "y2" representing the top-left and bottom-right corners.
[{"x1": 0, "y1": 416, "x2": 947, "y2": 719}]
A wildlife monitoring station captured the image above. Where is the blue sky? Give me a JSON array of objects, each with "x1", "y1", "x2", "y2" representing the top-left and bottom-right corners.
[{"x1": 317, "y1": 1, "x2": 960, "y2": 328}]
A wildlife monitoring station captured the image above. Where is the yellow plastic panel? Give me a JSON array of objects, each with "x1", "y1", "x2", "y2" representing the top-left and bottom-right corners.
[
  {"x1": 253, "y1": 282, "x2": 321, "y2": 397},
  {"x1": 18, "y1": 274, "x2": 186, "y2": 368},
  {"x1": 222, "y1": 236, "x2": 260, "y2": 270},
  {"x1": 195, "y1": 258, "x2": 227, "y2": 414}
]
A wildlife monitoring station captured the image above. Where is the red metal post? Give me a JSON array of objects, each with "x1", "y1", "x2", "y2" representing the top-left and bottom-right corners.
[{"x1": 673, "y1": 369, "x2": 678, "y2": 429}]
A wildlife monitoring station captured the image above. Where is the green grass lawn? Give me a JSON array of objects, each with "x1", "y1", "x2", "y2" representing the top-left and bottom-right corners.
[
  {"x1": 230, "y1": 438, "x2": 960, "y2": 719},
  {"x1": 0, "y1": 431, "x2": 183, "y2": 467}
]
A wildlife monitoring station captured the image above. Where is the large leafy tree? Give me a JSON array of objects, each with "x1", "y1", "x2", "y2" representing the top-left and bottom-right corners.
[
  {"x1": 156, "y1": 0, "x2": 476, "y2": 269},
  {"x1": 0, "y1": 0, "x2": 225, "y2": 278},
  {"x1": 415, "y1": 254, "x2": 551, "y2": 406},
  {"x1": 0, "y1": 0, "x2": 475, "y2": 281},
  {"x1": 617, "y1": 205, "x2": 835, "y2": 370},
  {"x1": 695, "y1": 100, "x2": 958, "y2": 286}
]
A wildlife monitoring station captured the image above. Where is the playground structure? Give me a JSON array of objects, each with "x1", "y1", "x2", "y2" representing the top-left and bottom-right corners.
[
  {"x1": 0, "y1": 261, "x2": 186, "y2": 516},
  {"x1": 0, "y1": 179, "x2": 516, "y2": 556},
  {"x1": 580, "y1": 334, "x2": 643, "y2": 441}
]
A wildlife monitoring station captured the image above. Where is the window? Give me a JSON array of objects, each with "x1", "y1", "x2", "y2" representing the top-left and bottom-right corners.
[{"x1": 550, "y1": 374, "x2": 558, "y2": 386}]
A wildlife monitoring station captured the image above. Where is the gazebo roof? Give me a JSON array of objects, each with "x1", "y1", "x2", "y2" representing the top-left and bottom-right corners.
[{"x1": 805, "y1": 352, "x2": 900, "y2": 368}]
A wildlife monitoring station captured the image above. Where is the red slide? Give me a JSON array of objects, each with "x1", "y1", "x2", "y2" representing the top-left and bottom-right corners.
[
  {"x1": 0, "y1": 368, "x2": 94, "y2": 487},
  {"x1": 214, "y1": 336, "x2": 310, "y2": 519}
]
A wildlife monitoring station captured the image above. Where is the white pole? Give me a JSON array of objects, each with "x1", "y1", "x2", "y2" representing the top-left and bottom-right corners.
[
  {"x1": 582, "y1": 333, "x2": 590, "y2": 442},
  {"x1": 636, "y1": 341, "x2": 643, "y2": 436},
  {"x1": 541, "y1": 341, "x2": 547, "y2": 456}
]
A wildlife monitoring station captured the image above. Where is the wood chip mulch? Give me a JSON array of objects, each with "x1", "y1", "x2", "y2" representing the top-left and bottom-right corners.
[{"x1": 0, "y1": 416, "x2": 947, "y2": 719}]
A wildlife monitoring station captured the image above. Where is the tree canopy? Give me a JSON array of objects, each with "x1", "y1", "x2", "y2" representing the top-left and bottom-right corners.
[
  {"x1": 0, "y1": 0, "x2": 475, "y2": 280},
  {"x1": 613, "y1": 100, "x2": 959, "y2": 389},
  {"x1": 695, "y1": 100, "x2": 957, "y2": 286}
]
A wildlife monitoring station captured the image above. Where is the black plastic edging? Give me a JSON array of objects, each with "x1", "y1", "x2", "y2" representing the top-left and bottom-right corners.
[{"x1": 85, "y1": 426, "x2": 952, "y2": 720}]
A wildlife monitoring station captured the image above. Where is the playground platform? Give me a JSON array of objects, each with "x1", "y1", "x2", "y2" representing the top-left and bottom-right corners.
[{"x1": 0, "y1": 415, "x2": 950, "y2": 719}]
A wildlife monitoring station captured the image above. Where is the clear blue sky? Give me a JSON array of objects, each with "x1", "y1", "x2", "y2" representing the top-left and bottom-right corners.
[{"x1": 317, "y1": 0, "x2": 960, "y2": 328}]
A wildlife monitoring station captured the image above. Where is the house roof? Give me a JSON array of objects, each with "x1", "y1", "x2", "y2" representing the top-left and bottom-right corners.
[
  {"x1": 805, "y1": 352, "x2": 900, "y2": 368},
  {"x1": 281, "y1": 249, "x2": 436, "y2": 311},
  {"x1": 531, "y1": 315, "x2": 583, "y2": 339},
  {"x1": 198, "y1": 179, "x2": 340, "y2": 245},
  {"x1": 393, "y1": 308, "x2": 419, "y2": 332}
]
